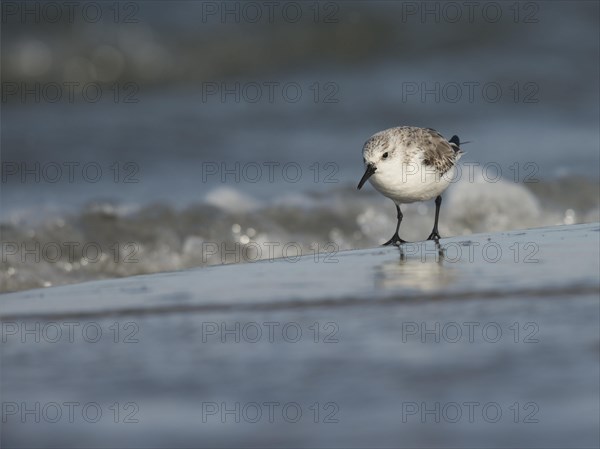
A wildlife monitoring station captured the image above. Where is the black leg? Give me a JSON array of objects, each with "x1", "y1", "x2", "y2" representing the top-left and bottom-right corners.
[
  {"x1": 383, "y1": 204, "x2": 407, "y2": 246},
  {"x1": 427, "y1": 195, "x2": 442, "y2": 241}
]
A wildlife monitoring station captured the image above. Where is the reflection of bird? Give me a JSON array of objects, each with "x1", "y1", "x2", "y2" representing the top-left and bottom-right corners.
[
  {"x1": 357, "y1": 126, "x2": 464, "y2": 246},
  {"x1": 375, "y1": 246, "x2": 457, "y2": 292}
]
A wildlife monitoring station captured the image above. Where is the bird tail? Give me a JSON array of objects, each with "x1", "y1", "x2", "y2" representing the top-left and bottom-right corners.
[{"x1": 449, "y1": 135, "x2": 470, "y2": 156}]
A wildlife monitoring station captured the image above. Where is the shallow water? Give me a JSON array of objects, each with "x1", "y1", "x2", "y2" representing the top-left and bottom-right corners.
[
  {"x1": 2, "y1": 223, "x2": 598, "y2": 319},
  {"x1": 2, "y1": 224, "x2": 599, "y2": 448}
]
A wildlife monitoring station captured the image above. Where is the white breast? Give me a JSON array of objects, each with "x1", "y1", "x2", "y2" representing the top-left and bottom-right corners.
[{"x1": 369, "y1": 161, "x2": 456, "y2": 204}]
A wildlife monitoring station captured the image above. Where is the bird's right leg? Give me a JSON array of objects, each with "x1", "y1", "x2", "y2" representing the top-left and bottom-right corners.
[{"x1": 383, "y1": 204, "x2": 407, "y2": 246}]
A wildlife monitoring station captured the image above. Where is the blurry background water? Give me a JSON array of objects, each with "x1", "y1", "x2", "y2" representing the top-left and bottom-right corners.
[{"x1": 1, "y1": 0, "x2": 599, "y2": 292}]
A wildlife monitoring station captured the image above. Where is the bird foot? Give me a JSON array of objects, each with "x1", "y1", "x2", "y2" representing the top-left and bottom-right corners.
[
  {"x1": 427, "y1": 231, "x2": 441, "y2": 241},
  {"x1": 382, "y1": 234, "x2": 407, "y2": 246}
]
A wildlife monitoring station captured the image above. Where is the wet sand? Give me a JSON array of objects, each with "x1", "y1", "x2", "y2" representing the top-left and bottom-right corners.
[{"x1": 1, "y1": 223, "x2": 599, "y2": 448}]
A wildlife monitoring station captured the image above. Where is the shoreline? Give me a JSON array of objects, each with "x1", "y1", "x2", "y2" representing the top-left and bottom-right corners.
[{"x1": 2, "y1": 222, "x2": 598, "y2": 319}]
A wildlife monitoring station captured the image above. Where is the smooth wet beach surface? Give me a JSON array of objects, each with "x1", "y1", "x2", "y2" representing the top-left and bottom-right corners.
[{"x1": 2, "y1": 223, "x2": 599, "y2": 447}]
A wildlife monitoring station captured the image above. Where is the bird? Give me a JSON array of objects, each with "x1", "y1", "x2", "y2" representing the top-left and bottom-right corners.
[{"x1": 357, "y1": 126, "x2": 464, "y2": 246}]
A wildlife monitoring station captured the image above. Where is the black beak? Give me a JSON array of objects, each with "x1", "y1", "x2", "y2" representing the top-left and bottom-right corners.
[{"x1": 357, "y1": 164, "x2": 376, "y2": 190}]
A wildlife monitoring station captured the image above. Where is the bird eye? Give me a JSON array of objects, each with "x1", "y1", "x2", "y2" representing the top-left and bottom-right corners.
[{"x1": 382, "y1": 152, "x2": 389, "y2": 159}]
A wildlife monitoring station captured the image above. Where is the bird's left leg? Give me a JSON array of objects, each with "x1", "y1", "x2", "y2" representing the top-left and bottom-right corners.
[{"x1": 427, "y1": 195, "x2": 442, "y2": 241}]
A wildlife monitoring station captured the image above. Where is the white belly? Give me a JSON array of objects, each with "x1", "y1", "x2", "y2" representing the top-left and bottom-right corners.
[{"x1": 369, "y1": 164, "x2": 455, "y2": 204}]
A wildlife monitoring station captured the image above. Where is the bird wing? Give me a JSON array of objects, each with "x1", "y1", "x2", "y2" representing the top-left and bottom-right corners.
[{"x1": 421, "y1": 129, "x2": 460, "y2": 175}]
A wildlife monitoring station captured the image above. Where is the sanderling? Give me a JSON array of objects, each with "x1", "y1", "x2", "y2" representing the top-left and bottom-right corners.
[{"x1": 357, "y1": 126, "x2": 464, "y2": 246}]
